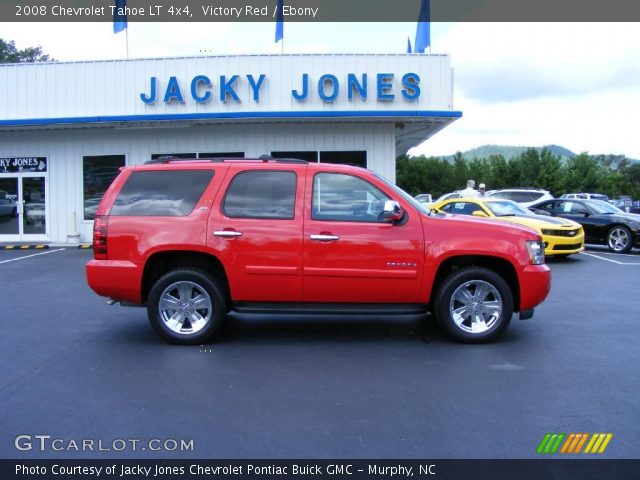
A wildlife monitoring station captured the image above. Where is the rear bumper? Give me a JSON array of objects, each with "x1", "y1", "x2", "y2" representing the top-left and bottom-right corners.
[
  {"x1": 518, "y1": 264, "x2": 551, "y2": 312},
  {"x1": 86, "y1": 259, "x2": 142, "y2": 304}
]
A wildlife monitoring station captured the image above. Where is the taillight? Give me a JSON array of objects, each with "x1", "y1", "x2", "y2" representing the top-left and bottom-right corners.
[{"x1": 93, "y1": 215, "x2": 109, "y2": 260}]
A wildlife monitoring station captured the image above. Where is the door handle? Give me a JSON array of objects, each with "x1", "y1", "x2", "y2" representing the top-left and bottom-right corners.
[
  {"x1": 213, "y1": 230, "x2": 242, "y2": 237},
  {"x1": 309, "y1": 234, "x2": 340, "y2": 242}
]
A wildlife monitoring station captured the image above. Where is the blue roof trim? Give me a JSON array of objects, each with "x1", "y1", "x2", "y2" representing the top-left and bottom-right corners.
[{"x1": 0, "y1": 110, "x2": 462, "y2": 127}]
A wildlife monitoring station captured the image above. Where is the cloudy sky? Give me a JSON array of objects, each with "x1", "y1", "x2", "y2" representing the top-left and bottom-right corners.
[{"x1": 2, "y1": 21, "x2": 640, "y2": 158}]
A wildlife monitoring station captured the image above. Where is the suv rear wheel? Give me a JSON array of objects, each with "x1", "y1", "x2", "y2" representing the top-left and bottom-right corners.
[
  {"x1": 147, "y1": 268, "x2": 227, "y2": 345},
  {"x1": 435, "y1": 267, "x2": 513, "y2": 343}
]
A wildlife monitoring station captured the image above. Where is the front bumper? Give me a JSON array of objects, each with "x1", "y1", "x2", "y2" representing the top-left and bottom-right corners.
[{"x1": 518, "y1": 264, "x2": 551, "y2": 312}]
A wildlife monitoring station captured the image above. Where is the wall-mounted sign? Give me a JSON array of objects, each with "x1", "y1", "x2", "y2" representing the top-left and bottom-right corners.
[
  {"x1": 140, "y1": 73, "x2": 421, "y2": 105},
  {"x1": 0, "y1": 157, "x2": 48, "y2": 173}
]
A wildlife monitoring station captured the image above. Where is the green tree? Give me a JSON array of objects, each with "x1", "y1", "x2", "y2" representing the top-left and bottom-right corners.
[
  {"x1": 537, "y1": 148, "x2": 565, "y2": 195},
  {"x1": 0, "y1": 38, "x2": 53, "y2": 63},
  {"x1": 564, "y1": 153, "x2": 602, "y2": 192}
]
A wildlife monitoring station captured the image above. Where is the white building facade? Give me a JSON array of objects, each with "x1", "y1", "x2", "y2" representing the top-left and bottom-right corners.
[{"x1": 0, "y1": 54, "x2": 460, "y2": 243}]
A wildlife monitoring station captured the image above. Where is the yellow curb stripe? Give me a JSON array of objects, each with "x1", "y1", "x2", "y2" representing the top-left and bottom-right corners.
[
  {"x1": 561, "y1": 433, "x2": 575, "y2": 453},
  {"x1": 584, "y1": 433, "x2": 599, "y2": 453},
  {"x1": 598, "y1": 434, "x2": 613, "y2": 453},
  {"x1": 590, "y1": 433, "x2": 606, "y2": 453},
  {"x1": 574, "y1": 434, "x2": 589, "y2": 453}
]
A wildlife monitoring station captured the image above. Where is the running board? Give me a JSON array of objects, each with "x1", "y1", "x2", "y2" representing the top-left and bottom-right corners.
[{"x1": 231, "y1": 302, "x2": 428, "y2": 316}]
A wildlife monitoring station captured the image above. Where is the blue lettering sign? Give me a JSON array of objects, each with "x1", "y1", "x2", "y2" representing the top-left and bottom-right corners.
[
  {"x1": 347, "y1": 73, "x2": 367, "y2": 101},
  {"x1": 377, "y1": 73, "x2": 395, "y2": 101},
  {"x1": 292, "y1": 73, "x2": 308, "y2": 101},
  {"x1": 318, "y1": 74, "x2": 339, "y2": 102},
  {"x1": 219, "y1": 75, "x2": 240, "y2": 102},
  {"x1": 401, "y1": 73, "x2": 420, "y2": 100},
  {"x1": 191, "y1": 75, "x2": 212, "y2": 103},
  {"x1": 140, "y1": 76, "x2": 157, "y2": 104},
  {"x1": 247, "y1": 74, "x2": 266, "y2": 102},
  {"x1": 164, "y1": 76, "x2": 184, "y2": 103}
]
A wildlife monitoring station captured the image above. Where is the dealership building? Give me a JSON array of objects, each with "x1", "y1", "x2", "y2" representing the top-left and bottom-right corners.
[{"x1": 0, "y1": 53, "x2": 460, "y2": 243}]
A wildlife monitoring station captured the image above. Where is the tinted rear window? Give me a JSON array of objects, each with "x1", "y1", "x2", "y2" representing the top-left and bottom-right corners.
[
  {"x1": 223, "y1": 170, "x2": 296, "y2": 219},
  {"x1": 110, "y1": 170, "x2": 213, "y2": 216}
]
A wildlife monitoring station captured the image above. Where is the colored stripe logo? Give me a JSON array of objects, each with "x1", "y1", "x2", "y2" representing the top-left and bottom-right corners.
[{"x1": 537, "y1": 433, "x2": 613, "y2": 454}]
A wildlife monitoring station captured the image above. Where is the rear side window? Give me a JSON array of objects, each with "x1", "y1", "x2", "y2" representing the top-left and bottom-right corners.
[
  {"x1": 110, "y1": 170, "x2": 213, "y2": 216},
  {"x1": 223, "y1": 170, "x2": 296, "y2": 219},
  {"x1": 493, "y1": 191, "x2": 534, "y2": 203}
]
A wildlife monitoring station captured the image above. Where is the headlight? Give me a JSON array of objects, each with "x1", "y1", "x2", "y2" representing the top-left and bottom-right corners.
[{"x1": 526, "y1": 240, "x2": 545, "y2": 265}]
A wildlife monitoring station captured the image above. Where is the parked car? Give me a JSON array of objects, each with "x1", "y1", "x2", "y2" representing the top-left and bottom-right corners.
[
  {"x1": 0, "y1": 189, "x2": 17, "y2": 218},
  {"x1": 414, "y1": 193, "x2": 433, "y2": 205},
  {"x1": 560, "y1": 193, "x2": 609, "y2": 201},
  {"x1": 488, "y1": 188, "x2": 554, "y2": 207},
  {"x1": 611, "y1": 197, "x2": 640, "y2": 214},
  {"x1": 86, "y1": 157, "x2": 551, "y2": 345},
  {"x1": 530, "y1": 198, "x2": 640, "y2": 253},
  {"x1": 432, "y1": 197, "x2": 585, "y2": 257}
]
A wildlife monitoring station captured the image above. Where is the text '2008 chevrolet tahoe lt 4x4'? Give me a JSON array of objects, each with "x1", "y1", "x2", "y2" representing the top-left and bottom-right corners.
[{"x1": 86, "y1": 157, "x2": 551, "y2": 344}]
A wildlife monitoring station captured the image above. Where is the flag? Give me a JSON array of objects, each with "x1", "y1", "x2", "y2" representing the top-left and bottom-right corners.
[
  {"x1": 113, "y1": 0, "x2": 127, "y2": 34},
  {"x1": 407, "y1": 36, "x2": 412, "y2": 53},
  {"x1": 414, "y1": 0, "x2": 430, "y2": 53},
  {"x1": 275, "y1": 0, "x2": 284, "y2": 43}
]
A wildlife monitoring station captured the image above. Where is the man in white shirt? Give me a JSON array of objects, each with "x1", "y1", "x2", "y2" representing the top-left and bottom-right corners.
[{"x1": 459, "y1": 179, "x2": 479, "y2": 198}]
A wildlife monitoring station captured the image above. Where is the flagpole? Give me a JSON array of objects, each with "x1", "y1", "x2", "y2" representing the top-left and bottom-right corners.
[{"x1": 125, "y1": 27, "x2": 129, "y2": 59}]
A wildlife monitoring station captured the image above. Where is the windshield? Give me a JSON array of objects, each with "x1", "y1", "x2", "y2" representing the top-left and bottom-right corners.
[
  {"x1": 485, "y1": 200, "x2": 531, "y2": 216},
  {"x1": 373, "y1": 172, "x2": 429, "y2": 214},
  {"x1": 588, "y1": 200, "x2": 622, "y2": 214}
]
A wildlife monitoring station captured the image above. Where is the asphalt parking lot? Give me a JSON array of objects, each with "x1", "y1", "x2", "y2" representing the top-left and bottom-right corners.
[{"x1": 0, "y1": 246, "x2": 639, "y2": 459}]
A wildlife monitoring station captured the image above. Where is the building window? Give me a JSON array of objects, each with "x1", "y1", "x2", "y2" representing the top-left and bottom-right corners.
[
  {"x1": 83, "y1": 155, "x2": 126, "y2": 221},
  {"x1": 199, "y1": 152, "x2": 244, "y2": 158},
  {"x1": 312, "y1": 172, "x2": 388, "y2": 223},
  {"x1": 271, "y1": 151, "x2": 319, "y2": 162},
  {"x1": 110, "y1": 170, "x2": 214, "y2": 217},
  {"x1": 150, "y1": 153, "x2": 197, "y2": 160},
  {"x1": 223, "y1": 171, "x2": 296, "y2": 219},
  {"x1": 320, "y1": 151, "x2": 367, "y2": 168}
]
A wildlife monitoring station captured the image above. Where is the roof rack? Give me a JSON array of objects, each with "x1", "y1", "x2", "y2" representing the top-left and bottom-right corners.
[{"x1": 144, "y1": 156, "x2": 308, "y2": 165}]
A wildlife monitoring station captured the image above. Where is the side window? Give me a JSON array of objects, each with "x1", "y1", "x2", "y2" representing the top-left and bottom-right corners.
[
  {"x1": 537, "y1": 201, "x2": 555, "y2": 212},
  {"x1": 568, "y1": 202, "x2": 589, "y2": 215},
  {"x1": 312, "y1": 173, "x2": 389, "y2": 222},
  {"x1": 223, "y1": 170, "x2": 296, "y2": 219},
  {"x1": 443, "y1": 202, "x2": 482, "y2": 215},
  {"x1": 111, "y1": 170, "x2": 213, "y2": 216}
]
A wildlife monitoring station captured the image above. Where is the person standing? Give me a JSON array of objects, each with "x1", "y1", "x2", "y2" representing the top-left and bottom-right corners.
[
  {"x1": 460, "y1": 179, "x2": 479, "y2": 198},
  {"x1": 478, "y1": 183, "x2": 487, "y2": 197}
]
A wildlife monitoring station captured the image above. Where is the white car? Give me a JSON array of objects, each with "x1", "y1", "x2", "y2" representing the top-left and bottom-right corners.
[{"x1": 488, "y1": 188, "x2": 554, "y2": 207}]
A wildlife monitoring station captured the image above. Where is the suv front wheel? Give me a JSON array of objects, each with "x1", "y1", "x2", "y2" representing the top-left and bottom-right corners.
[
  {"x1": 147, "y1": 268, "x2": 227, "y2": 345},
  {"x1": 434, "y1": 267, "x2": 513, "y2": 343}
]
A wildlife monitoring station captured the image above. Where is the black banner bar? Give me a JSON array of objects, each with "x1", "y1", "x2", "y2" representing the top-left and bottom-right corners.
[
  {"x1": 2, "y1": 0, "x2": 640, "y2": 22},
  {"x1": 3, "y1": 459, "x2": 640, "y2": 480}
]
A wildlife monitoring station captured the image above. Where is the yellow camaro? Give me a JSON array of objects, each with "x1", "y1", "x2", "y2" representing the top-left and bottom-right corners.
[{"x1": 432, "y1": 197, "x2": 585, "y2": 256}]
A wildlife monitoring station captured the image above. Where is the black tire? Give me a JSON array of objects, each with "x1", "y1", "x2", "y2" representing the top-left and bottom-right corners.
[
  {"x1": 607, "y1": 225, "x2": 633, "y2": 253},
  {"x1": 147, "y1": 268, "x2": 227, "y2": 345},
  {"x1": 434, "y1": 267, "x2": 513, "y2": 344}
]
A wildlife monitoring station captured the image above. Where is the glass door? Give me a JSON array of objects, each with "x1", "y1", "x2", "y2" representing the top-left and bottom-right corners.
[
  {"x1": 0, "y1": 175, "x2": 48, "y2": 241},
  {"x1": 0, "y1": 177, "x2": 19, "y2": 237},
  {"x1": 21, "y1": 176, "x2": 47, "y2": 238}
]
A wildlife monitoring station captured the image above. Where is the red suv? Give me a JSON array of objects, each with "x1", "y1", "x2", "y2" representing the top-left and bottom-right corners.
[{"x1": 86, "y1": 158, "x2": 551, "y2": 344}]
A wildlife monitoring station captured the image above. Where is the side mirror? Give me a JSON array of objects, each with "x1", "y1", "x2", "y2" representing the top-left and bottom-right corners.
[
  {"x1": 472, "y1": 210, "x2": 488, "y2": 218},
  {"x1": 383, "y1": 200, "x2": 405, "y2": 222}
]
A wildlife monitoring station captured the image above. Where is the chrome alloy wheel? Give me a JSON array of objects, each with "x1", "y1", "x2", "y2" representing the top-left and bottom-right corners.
[
  {"x1": 608, "y1": 227, "x2": 630, "y2": 252},
  {"x1": 158, "y1": 281, "x2": 212, "y2": 335},
  {"x1": 449, "y1": 280, "x2": 503, "y2": 334}
]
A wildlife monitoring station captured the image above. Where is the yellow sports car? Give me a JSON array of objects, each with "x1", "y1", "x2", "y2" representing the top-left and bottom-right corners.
[{"x1": 433, "y1": 197, "x2": 585, "y2": 256}]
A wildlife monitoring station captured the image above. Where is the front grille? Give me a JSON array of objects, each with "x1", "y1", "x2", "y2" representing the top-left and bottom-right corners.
[
  {"x1": 542, "y1": 229, "x2": 580, "y2": 237},
  {"x1": 553, "y1": 243, "x2": 583, "y2": 251}
]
